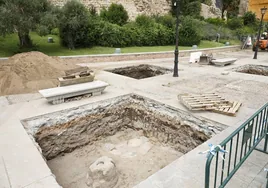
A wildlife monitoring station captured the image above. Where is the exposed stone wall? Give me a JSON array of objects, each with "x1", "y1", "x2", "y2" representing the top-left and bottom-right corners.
[
  {"x1": 200, "y1": 0, "x2": 226, "y2": 19},
  {"x1": 239, "y1": 0, "x2": 249, "y2": 16},
  {"x1": 49, "y1": 0, "x2": 172, "y2": 20},
  {"x1": 201, "y1": 3, "x2": 222, "y2": 19},
  {"x1": 22, "y1": 94, "x2": 227, "y2": 160}
]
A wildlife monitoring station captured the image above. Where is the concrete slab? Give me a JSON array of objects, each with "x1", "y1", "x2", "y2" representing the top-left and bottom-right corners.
[
  {"x1": 0, "y1": 157, "x2": 11, "y2": 188},
  {"x1": 0, "y1": 119, "x2": 53, "y2": 188},
  {"x1": 39, "y1": 81, "x2": 109, "y2": 104},
  {"x1": 23, "y1": 175, "x2": 61, "y2": 188},
  {"x1": 6, "y1": 93, "x2": 42, "y2": 105},
  {"x1": 0, "y1": 96, "x2": 9, "y2": 107},
  {"x1": 211, "y1": 58, "x2": 237, "y2": 66}
]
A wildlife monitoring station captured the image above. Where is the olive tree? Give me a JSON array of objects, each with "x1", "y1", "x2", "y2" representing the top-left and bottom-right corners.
[{"x1": 0, "y1": 0, "x2": 54, "y2": 48}]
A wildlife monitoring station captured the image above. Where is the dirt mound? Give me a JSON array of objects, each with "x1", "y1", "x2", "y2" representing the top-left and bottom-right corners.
[{"x1": 0, "y1": 52, "x2": 71, "y2": 96}]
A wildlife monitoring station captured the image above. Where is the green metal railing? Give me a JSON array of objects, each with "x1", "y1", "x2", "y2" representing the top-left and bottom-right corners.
[{"x1": 205, "y1": 103, "x2": 268, "y2": 188}]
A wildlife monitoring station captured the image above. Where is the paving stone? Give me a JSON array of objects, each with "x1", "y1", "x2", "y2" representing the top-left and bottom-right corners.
[
  {"x1": 225, "y1": 177, "x2": 248, "y2": 188},
  {"x1": 23, "y1": 175, "x2": 61, "y2": 188},
  {"x1": 0, "y1": 119, "x2": 53, "y2": 188},
  {"x1": 0, "y1": 157, "x2": 11, "y2": 188},
  {"x1": 0, "y1": 96, "x2": 9, "y2": 107}
]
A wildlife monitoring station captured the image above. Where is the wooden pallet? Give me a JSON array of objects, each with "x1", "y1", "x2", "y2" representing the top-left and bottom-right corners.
[
  {"x1": 211, "y1": 101, "x2": 242, "y2": 116},
  {"x1": 178, "y1": 93, "x2": 232, "y2": 111}
]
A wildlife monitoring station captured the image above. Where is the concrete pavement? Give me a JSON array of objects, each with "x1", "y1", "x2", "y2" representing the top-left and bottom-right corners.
[{"x1": 0, "y1": 49, "x2": 268, "y2": 188}]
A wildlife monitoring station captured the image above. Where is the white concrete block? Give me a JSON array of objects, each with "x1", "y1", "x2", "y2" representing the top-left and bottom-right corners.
[
  {"x1": 39, "y1": 81, "x2": 109, "y2": 104},
  {"x1": 189, "y1": 52, "x2": 202, "y2": 63},
  {"x1": 211, "y1": 58, "x2": 237, "y2": 66}
]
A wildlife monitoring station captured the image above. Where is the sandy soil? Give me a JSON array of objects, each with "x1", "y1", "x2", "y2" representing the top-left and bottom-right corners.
[
  {"x1": 0, "y1": 52, "x2": 84, "y2": 96},
  {"x1": 48, "y1": 129, "x2": 183, "y2": 188}
]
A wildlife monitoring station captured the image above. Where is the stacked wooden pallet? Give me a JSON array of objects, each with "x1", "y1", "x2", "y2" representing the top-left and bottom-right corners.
[{"x1": 178, "y1": 93, "x2": 242, "y2": 116}]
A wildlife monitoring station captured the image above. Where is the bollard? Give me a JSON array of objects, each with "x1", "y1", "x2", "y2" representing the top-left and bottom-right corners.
[
  {"x1": 192, "y1": 45, "x2": 198, "y2": 50},
  {"x1": 115, "y1": 48, "x2": 121, "y2": 54},
  {"x1": 48, "y1": 37, "x2": 54, "y2": 43}
]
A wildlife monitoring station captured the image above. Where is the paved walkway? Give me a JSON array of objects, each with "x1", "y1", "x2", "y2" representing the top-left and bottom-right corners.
[{"x1": 0, "y1": 50, "x2": 268, "y2": 188}]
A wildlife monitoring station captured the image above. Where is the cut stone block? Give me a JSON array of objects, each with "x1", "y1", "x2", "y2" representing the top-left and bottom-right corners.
[
  {"x1": 189, "y1": 52, "x2": 202, "y2": 63},
  {"x1": 39, "y1": 80, "x2": 109, "y2": 104},
  {"x1": 211, "y1": 58, "x2": 237, "y2": 66}
]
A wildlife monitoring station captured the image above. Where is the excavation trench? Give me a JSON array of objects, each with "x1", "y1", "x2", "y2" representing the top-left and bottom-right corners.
[
  {"x1": 234, "y1": 64, "x2": 268, "y2": 76},
  {"x1": 106, "y1": 64, "x2": 172, "y2": 79},
  {"x1": 22, "y1": 94, "x2": 226, "y2": 188}
]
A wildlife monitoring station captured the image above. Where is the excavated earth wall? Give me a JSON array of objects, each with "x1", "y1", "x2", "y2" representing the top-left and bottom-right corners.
[
  {"x1": 22, "y1": 94, "x2": 227, "y2": 160},
  {"x1": 234, "y1": 64, "x2": 268, "y2": 76}
]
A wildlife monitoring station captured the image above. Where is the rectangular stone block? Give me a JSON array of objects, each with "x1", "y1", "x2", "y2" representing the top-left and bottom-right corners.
[{"x1": 39, "y1": 80, "x2": 109, "y2": 104}]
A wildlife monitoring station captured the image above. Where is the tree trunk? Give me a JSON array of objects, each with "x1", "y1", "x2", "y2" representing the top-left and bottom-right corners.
[
  {"x1": 18, "y1": 32, "x2": 33, "y2": 48},
  {"x1": 221, "y1": 8, "x2": 225, "y2": 19}
]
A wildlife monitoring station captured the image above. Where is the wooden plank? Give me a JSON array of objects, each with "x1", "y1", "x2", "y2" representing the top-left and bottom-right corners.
[
  {"x1": 179, "y1": 93, "x2": 232, "y2": 111},
  {"x1": 211, "y1": 101, "x2": 242, "y2": 116},
  {"x1": 181, "y1": 96, "x2": 227, "y2": 102},
  {"x1": 224, "y1": 107, "x2": 230, "y2": 112},
  {"x1": 180, "y1": 93, "x2": 217, "y2": 97},
  {"x1": 181, "y1": 96, "x2": 224, "y2": 100},
  {"x1": 180, "y1": 96, "x2": 222, "y2": 100},
  {"x1": 230, "y1": 102, "x2": 242, "y2": 113}
]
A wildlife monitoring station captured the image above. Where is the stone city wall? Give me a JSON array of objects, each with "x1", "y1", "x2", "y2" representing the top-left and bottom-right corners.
[
  {"x1": 49, "y1": 0, "x2": 172, "y2": 20},
  {"x1": 50, "y1": 0, "x2": 230, "y2": 20}
]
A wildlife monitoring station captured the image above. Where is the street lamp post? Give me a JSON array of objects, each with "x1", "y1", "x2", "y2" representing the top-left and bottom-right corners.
[
  {"x1": 173, "y1": 0, "x2": 179, "y2": 77},
  {"x1": 253, "y1": 7, "x2": 267, "y2": 59}
]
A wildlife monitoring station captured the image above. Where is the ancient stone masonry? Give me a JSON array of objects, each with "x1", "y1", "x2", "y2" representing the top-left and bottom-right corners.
[
  {"x1": 239, "y1": 0, "x2": 249, "y2": 16},
  {"x1": 49, "y1": 0, "x2": 172, "y2": 20},
  {"x1": 49, "y1": 0, "x2": 250, "y2": 20},
  {"x1": 201, "y1": 0, "x2": 226, "y2": 19}
]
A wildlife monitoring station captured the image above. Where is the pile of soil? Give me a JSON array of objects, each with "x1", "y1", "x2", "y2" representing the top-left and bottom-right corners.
[{"x1": 0, "y1": 52, "x2": 81, "y2": 96}]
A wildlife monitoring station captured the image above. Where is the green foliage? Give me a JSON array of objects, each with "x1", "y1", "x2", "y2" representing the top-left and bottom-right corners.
[
  {"x1": 201, "y1": 0, "x2": 212, "y2": 6},
  {"x1": 97, "y1": 21, "x2": 127, "y2": 47},
  {"x1": 196, "y1": 18, "x2": 237, "y2": 41},
  {"x1": 227, "y1": 18, "x2": 244, "y2": 30},
  {"x1": 243, "y1": 11, "x2": 257, "y2": 26},
  {"x1": 37, "y1": 6, "x2": 61, "y2": 36},
  {"x1": 89, "y1": 5, "x2": 97, "y2": 16},
  {"x1": 100, "y1": 3, "x2": 129, "y2": 26},
  {"x1": 51, "y1": 28, "x2": 59, "y2": 35},
  {"x1": 222, "y1": 0, "x2": 240, "y2": 19},
  {"x1": 86, "y1": 16, "x2": 174, "y2": 47},
  {"x1": 139, "y1": 24, "x2": 174, "y2": 46},
  {"x1": 0, "y1": 0, "x2": 53, "y2": 48},
  {"x1": 59, "y1": 0, "x2": 90, "y2": 49},
  {"x1": 205, "y1": 18, "x2": 226, "y2": 26},
  {"x1": 153, "y1": 14, "x2": 176, "y2": 29},
  {"x1": 179, "y1": 16, "x2": 201, "y2": 46},
  {"x1": 235, "y1": 26, "x2": 256, "y2": 37},
  {"x1": 135, "y1": 14, "x2": 155, "y2": 27},
  {"x1": 185, "y1": 1, "x2": 202, "y2": 18},
  {"x1": 171, "y1": 0, "x2": 201, "y2": 18}
]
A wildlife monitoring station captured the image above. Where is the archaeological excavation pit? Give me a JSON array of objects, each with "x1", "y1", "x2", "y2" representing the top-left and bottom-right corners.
[
  {"x1": 234, "y1": 64, "x2": 268, "y2": 76},
  {"x1": 22, "y1": 94, "x2": 226, "y2": 188},
  {"x1": 106, "y1": 64, "x2": 172, "y2": 79}
]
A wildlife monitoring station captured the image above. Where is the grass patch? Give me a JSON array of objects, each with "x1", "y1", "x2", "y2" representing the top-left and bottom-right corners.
[{"x1": 0, "y1": 32, "x2": 236, "y2": 57}]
